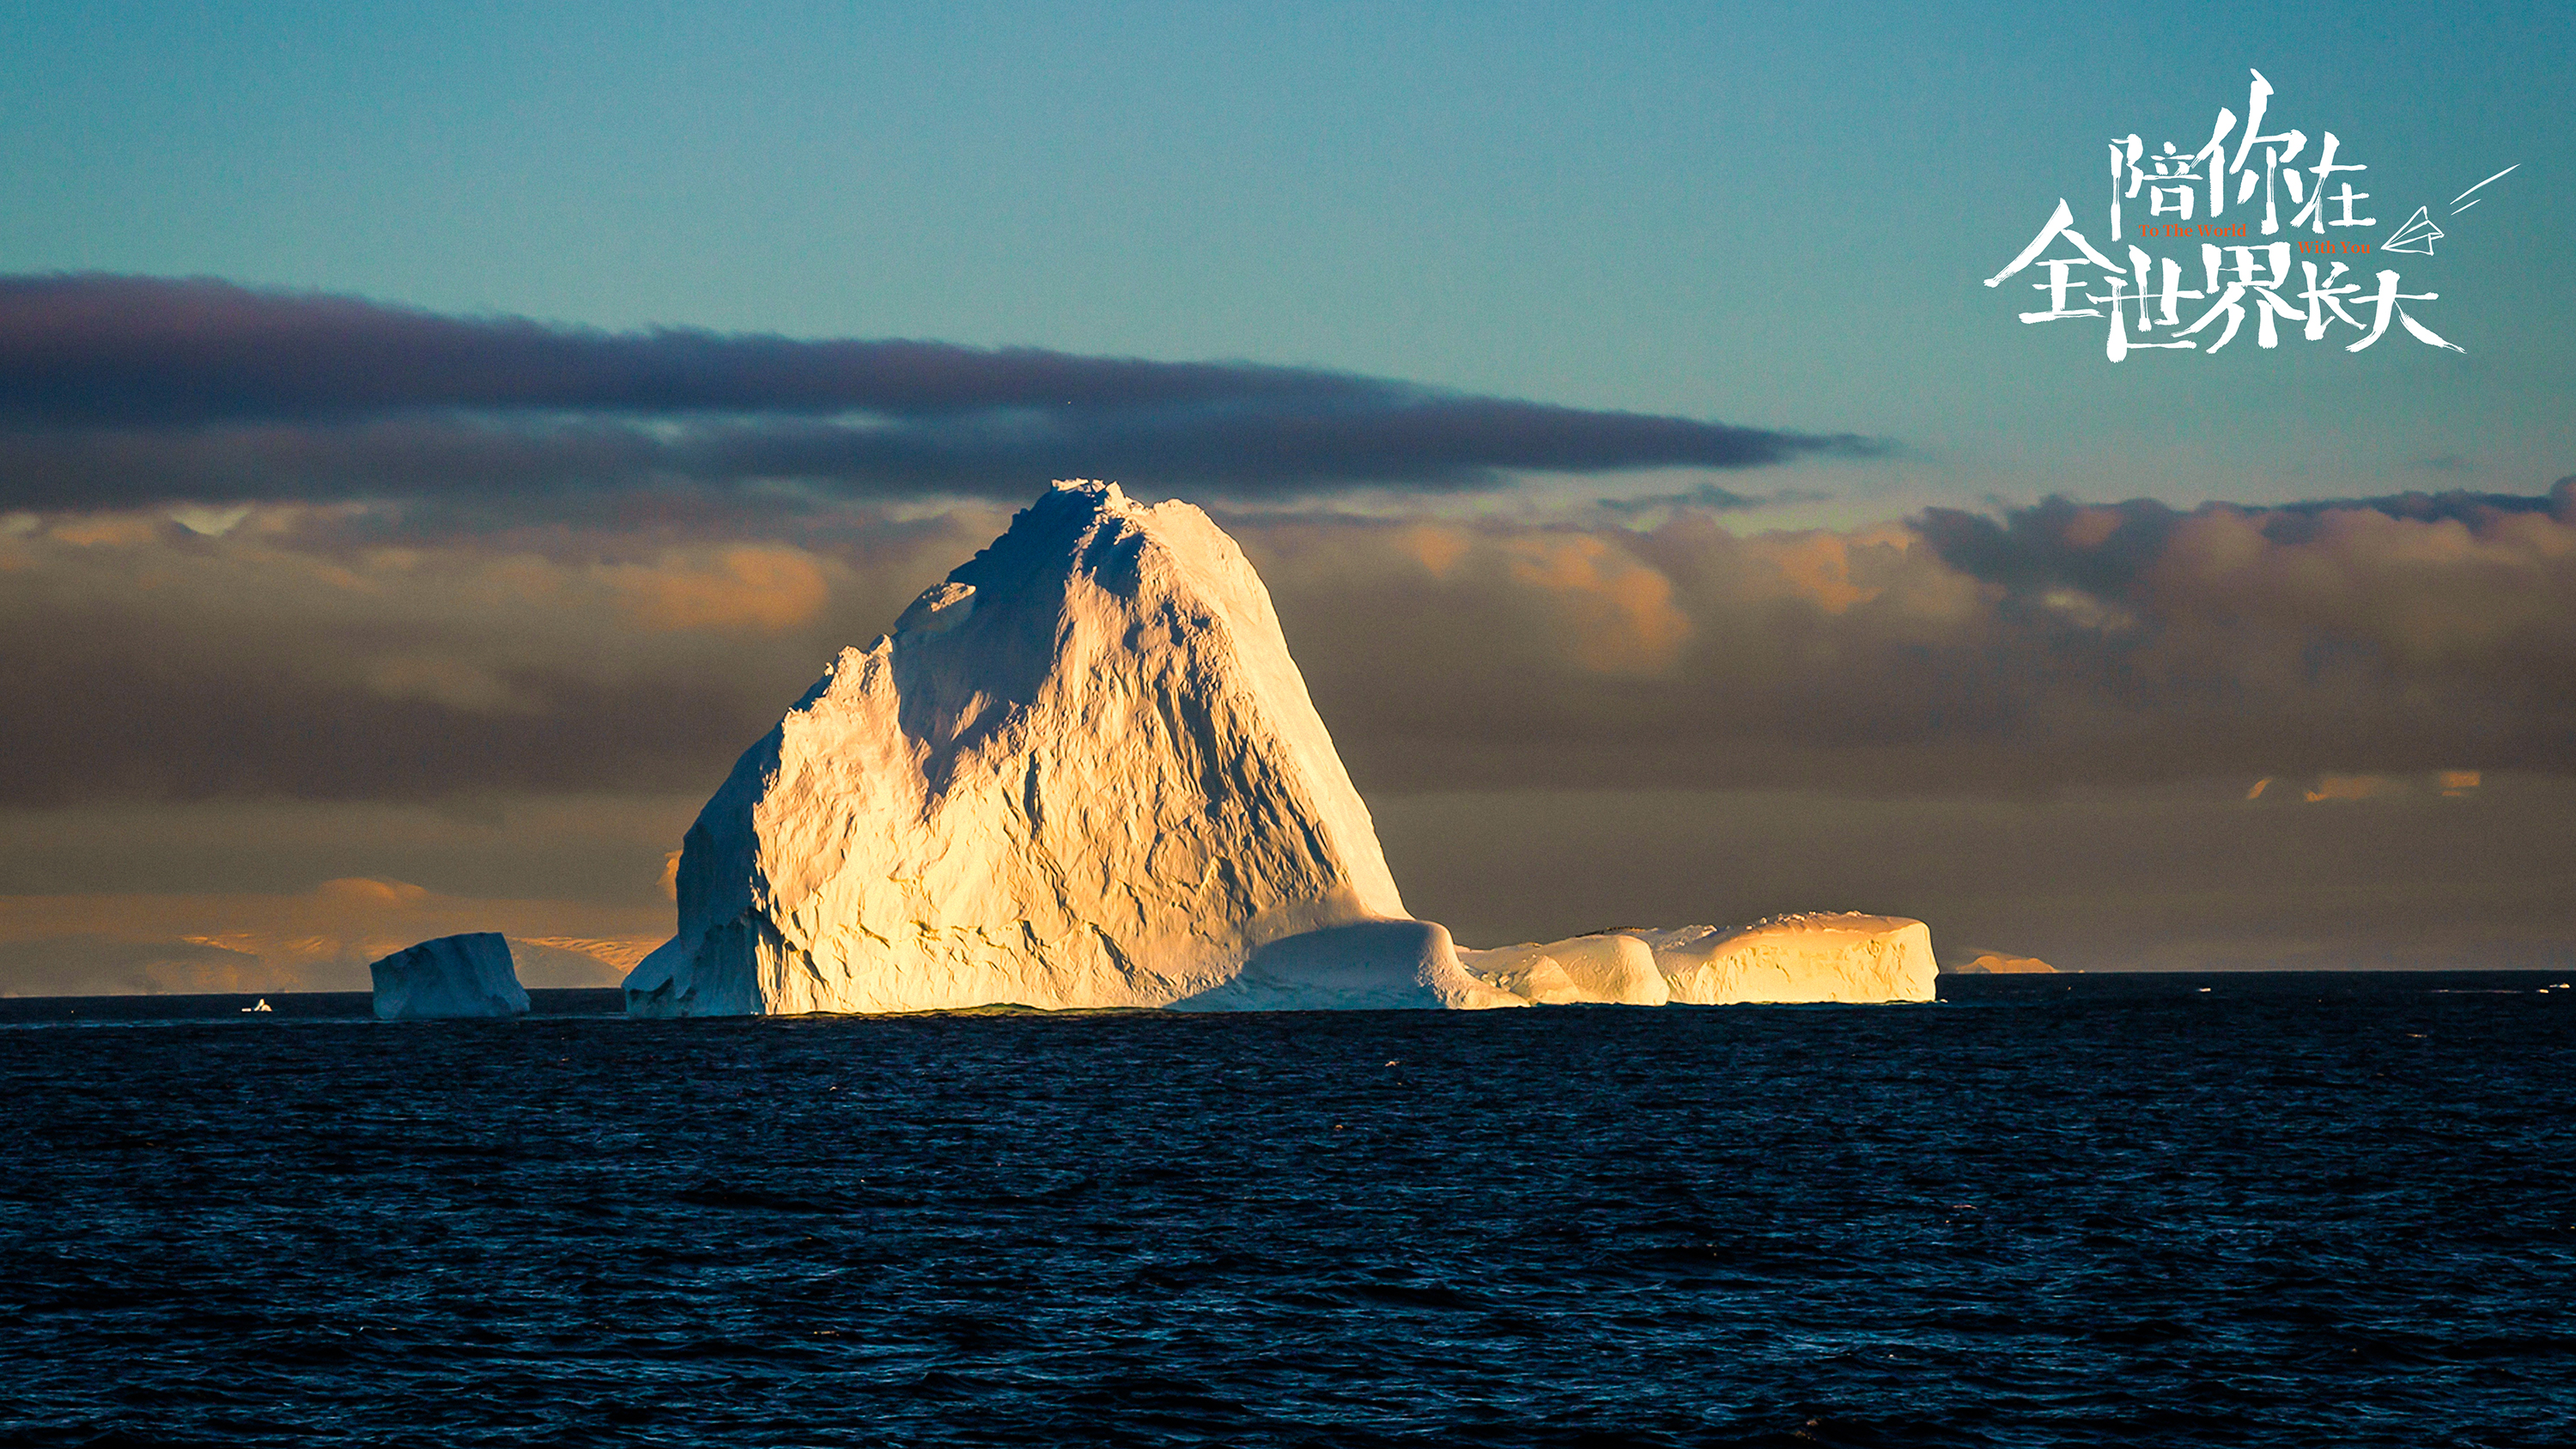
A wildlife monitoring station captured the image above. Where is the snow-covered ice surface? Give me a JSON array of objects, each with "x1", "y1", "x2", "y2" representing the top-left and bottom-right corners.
[
  {"x1": 626, "y1": 482, "x2": 1933, "y2": 1016},
  {"x1": 370, "y1": 933, "x2": 529, "y2": 1020}
]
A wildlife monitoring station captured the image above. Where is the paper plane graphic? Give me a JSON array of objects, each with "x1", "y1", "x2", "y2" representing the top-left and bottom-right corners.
[{"x1": 2383, "y1": 206, "x2": 2443, "y2": 255}]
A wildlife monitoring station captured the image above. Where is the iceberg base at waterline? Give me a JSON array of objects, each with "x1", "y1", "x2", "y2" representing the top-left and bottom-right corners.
[
  {"x1": 1182, "y1": 911, "x2": 1941, "y2": 1011},
  {"x1": 371, "y1": 932, "x2": 530, "y2": 1020},
  {"x1": 623, "y1": 908, "x2": 1938, "y2": 1014},
  {"x1": 1170, "y1": 920, "x2": 1522, "y2": 1012}
]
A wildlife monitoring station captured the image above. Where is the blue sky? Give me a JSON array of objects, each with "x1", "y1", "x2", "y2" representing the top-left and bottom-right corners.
[{"x1": 4, "y1": 1, "x2": 2567, "y2": 519}]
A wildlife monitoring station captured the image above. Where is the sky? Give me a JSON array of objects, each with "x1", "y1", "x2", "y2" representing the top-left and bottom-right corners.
[{"x1": 1, "y1": 1, "x2": 2571, "y2": 991}]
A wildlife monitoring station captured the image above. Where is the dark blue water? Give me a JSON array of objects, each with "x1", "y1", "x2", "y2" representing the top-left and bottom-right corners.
[{"x1": 3, "y1": 974, "x2": 2571, "y2": 1447}]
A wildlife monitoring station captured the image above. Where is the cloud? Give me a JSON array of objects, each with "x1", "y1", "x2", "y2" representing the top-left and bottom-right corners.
[
  {"x1": 0, "y1": 274, "x2": 1878, "y2": 508},
  {"x1": 1256, "y1": 482, "x2": 2576, "y2": 793},
  {"x1": 2302, "y1": 773, "x2": 2397, "y2": 803},
  {"x1": 1870, "y1": 481, "x2": 2576, "y2": 781},
  {"x1": 1370, "y1": 780, "x2": 2576, "y2": 969},
  {"x1": 0, "y1": 934, "x2": 269, "y2": 996},
  {"x1": 1592, "y1": 480, "x2": 1830, "y2": 515},
  {"x1": 1917, "y1": 483, "x2": 2576, "y2": 602},
  {"x1": 3, "y1": 477, "x2": 2574, "y2": 811},
  {"x1": 0, "y1": 500, "x2": 997, "y2": 805},
  {"x1": 599, "y1": 545, "x2": 832, "y2": 632},
  {"x1": 0, "y1": 877, "x2": 663, "y2": 994},
  {"x1": 1496, "y1": 533, "x2": 1693, "y2": 676}
]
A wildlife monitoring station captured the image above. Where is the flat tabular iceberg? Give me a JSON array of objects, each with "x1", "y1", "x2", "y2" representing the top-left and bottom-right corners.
[
  {"x1": 372, "y1": 932, "x2": 529, "y2": 1020},
  {"x1": 1456, "y1": 915, "x2": 1935, "y2": 1005},
  {"x1": 625, "y1": 482, "x2": 1933, "y2": 1015},
  {"x1": 1628, "y1": 915, "x2": 1935, "y2": 1003}
]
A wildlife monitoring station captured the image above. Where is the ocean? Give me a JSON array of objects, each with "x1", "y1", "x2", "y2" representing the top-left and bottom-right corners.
[{"x1": 2, "y1": 973, "x2": 2570, "y2": 1447}]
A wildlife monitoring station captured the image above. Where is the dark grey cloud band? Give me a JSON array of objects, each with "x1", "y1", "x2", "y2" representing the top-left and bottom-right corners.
[{"x1": 0, "y1": 275, "x2": 1876, "y2": 507}]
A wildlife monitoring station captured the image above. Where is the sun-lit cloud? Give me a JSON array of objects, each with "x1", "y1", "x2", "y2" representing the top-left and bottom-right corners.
[
  {"x1": 601, "y1": 545, "x2": 833, "y2": 632},
  {"x1": 0, "y1": 502, "x2": 981, "y2": 805},
  {"x1": 0, "y1": 876, "x2": 664, "y2": 995},
  {"x1": 1394, "y1": 523, "x2": 1471, "y2": 579},
  {"x1": 1498, "y1": 534, "x2": 1692, "y2": 676},
  {"x1": 1741, "y1": 527, "x2": 1898, "y2": 615},
  {"x1": 5, "y1": 478, "x2": 2573, "y2": 811},
  {"x1": 2303, "y1": 774, "x2": 2397, "y2": 803}
]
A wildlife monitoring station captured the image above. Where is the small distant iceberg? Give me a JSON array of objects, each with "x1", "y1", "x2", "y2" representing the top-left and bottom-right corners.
[
  {"x1": 1945, "y1": 951, "x2": 2060, "y2": 976},
  {"x1": 371, "y1": 933, "x2": 529, "y2": 1020}
]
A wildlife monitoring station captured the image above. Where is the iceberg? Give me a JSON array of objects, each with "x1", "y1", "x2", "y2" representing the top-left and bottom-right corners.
[
  {"x1": 1459, "y1": 934, "x2": 1671, "y2": 1006},
  {"x1": 1455, "y1": 915, "x2": 1935, "y2": 1005},
  {"x1": 1174, "y1": 920, "x2": 1517, "y2": 1012},
  {"x1": 628, "y1": 481, "x2": 1439, "y2": 1016},
  {"x1": 626, "y1": 481, "x2": 1935, "y2": 1015},
  {"x1": 1626, "y1": 914, "x2": 1935, "y2": 1002},
  {"x1": 1947, "y1": 951, "x2": 2058, "y2": 975},
  {"x1": 371, "y1": 932, "x2": 529, "y2": 1020}
]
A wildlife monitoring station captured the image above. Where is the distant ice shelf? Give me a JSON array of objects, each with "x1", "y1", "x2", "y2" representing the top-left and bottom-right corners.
[{"x1": 1946, "y1": 952, "x2": 2059, "y2": 975}]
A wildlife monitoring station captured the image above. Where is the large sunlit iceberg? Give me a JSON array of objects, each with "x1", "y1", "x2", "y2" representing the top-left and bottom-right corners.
[{"x1": 627, "y1": 481, "x2": 1492, "y2": 1016}]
